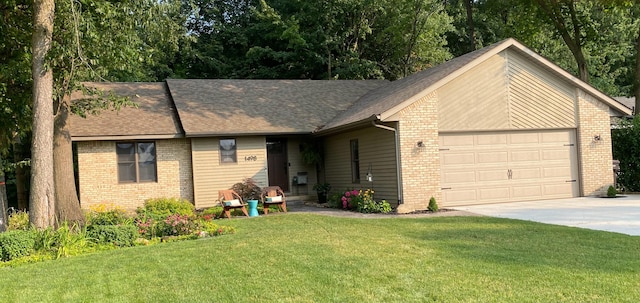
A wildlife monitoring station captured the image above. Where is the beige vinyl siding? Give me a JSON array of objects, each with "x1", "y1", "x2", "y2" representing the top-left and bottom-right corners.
[
  {"x1": 324, "y1": 126, "x2": 398, "y2": 204},
  {"x1": 286, "y1": 137, "x2": 317, "y2": 195},
  {"x1": 437, "y1": 51, "x2": 576, "y2": 132},
  {"x1": 191, "y1": 136, "x2": 268, "y2": 208},
  {"x1": 438, "y1": 54, "x2": 509, "y2": 131},
  {"x1": 506, "y1": 49, "x2": 576, "y2": 129}
]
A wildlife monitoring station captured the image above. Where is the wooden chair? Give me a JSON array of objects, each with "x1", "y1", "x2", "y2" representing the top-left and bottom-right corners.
[
  {"x1": 218, "y1": 190, "x2": 249, "y2": 219},
  {"x1": 260, "y1": 186, "x2": 287, "y2": 215}
]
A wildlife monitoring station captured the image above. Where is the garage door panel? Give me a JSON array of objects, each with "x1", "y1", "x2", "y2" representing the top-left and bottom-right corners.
[
  {"x1": 511, "y1": 150, "x2": 541, "y2": 162},
  {"x1": 544, "y1": 183, "x2": 576, "y2": 196},
  {"x1": 477, "y1": 134, "x2": 508, "y2": 146},
  {"x1": 441, "y1": 153, "x2": 475, "y2": 165},
  {"x1": 510, "y1": 132, "x2": 541, "y2": 145},
  {"x1": 543, "y1": 166, "x2": 572, "y2": 178},
  {"x1": 542, "y1": 149, "x2": 571, "y2": 161},
  {"x1": 442, "y1": 171, "x2": 476, "y2": 183},
  {"x1": 443, "y1": 190, "x2": 477, "y2": 204},
  {"x1": 512, "y1": 167, "x2": 541, "y2": 180},
  {"x1": 477, "y1": 169, "x2": 509, "y2": 182},
  {"x1": 477, "y1": 152, "x2": 508, "y2": 164},
  {"x1": 511, "y1": 185, "x2": 542, "y2": 199},
  {"x1": 440, "y1": 130, "x2": 579, "y2": 206},
  {"x1": 478, "y1": 187, "x2": 510, "y2": 200}
]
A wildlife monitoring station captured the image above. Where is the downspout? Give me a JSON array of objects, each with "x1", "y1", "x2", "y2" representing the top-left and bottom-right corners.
[{"x1": 371, "y1": 121, "x2": 403, "y2": 204}]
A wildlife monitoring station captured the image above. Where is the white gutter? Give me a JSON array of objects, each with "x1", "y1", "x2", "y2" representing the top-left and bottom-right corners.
[{"x1": 371, "y1": 121, "x2": 403, "y2": 204}]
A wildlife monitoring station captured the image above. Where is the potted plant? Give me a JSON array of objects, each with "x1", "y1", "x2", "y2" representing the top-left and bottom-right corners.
[
  {"x1": 313, "y1": 183, "x2": 331, "y2": 204},
  {"x1": 231, "y1": 178, "x2": 261, "y2": 216}
]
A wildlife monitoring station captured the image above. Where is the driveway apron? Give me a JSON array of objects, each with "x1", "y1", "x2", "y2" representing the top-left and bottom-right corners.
[{"x1": 451, "y1": 195, "x2": 640, "y2": 236}]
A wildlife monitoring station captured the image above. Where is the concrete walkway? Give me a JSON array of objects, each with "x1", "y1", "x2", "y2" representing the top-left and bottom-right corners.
[{"x1": 451, "y1": 195, "x2": 640, "y2": 236}]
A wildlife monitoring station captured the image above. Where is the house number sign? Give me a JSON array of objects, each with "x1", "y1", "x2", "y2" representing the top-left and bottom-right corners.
[{"x1": 244, "y1": 155, "x2": 258, "y2": 161}]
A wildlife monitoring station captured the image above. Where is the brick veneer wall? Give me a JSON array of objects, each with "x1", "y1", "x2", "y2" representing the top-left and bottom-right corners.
[
  {"x1": 77, "y1": 138, "x2": 194, "y2": 210},
  {"x1": 576, "y1": 91, "x2": 614, "y2": 196},
  {"x1": 395, "y1": 92, "x2": 441, "y2": 213}
]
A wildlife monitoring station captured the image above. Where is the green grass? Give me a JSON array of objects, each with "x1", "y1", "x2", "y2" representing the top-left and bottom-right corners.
[{"x1": 1, "y1": 214, "x2": 639, "y2": 302}]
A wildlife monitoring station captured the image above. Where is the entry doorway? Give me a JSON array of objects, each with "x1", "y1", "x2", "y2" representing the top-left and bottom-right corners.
[{"x1": 267, "y1": 138, "x2": 289, "y2": 192}]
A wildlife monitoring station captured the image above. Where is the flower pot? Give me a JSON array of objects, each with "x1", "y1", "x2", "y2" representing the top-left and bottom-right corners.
[
  {"x1": 247, "y1": 200, "x2": 259, "y2": 217},
  {"x1": 317, "y1": 192, "x2": 327, "y2": 204}
]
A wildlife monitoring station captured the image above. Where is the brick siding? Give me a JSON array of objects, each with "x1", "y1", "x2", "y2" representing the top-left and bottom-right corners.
[
  {"x1": 576, "y1": 91, "x2": 615, "y2": 196},
  {"x1": 395, "y1": 92, "x2": 441, "y2": 213},
  {"x1": 77, "y1": 138, "x2": 194, "y2": 210}
]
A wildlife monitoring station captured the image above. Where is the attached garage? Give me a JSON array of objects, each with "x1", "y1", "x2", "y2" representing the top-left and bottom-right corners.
[{"x1": 439, "y1": 130, "x2": 579, "y2": 206}]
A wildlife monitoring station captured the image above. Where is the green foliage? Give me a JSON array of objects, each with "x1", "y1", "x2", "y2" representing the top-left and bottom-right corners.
[
  {"x1": 607, "y1": 185, "x2": 618, "y2": 197},
  {"x1": 612, "y1": 116, "x2": 640, "y2": 192},
  {"x1": 340, "y1": 189, "x2": 392, "y2": 213},
  {"x1": 0, "y1": 230, "x2": 36, "y2": 261},
  {"x1": 86, "y1": 207, "x2": 131, "y2": 226},
  {"x1": 137, "y1": 197, "x2": 195, "y2": 221},
  {"x1": 428, "y1": 197, "x2": 439, "y2": 212},
  {"x1": 312, "y1": 183, "x2": 331, "y2": 193},
  {"x1": 231, "y1": 178, "x2": 262, "y2": 201},
  {"x1": 86, "y1": 225, "x2": 138, "y2": 247},
  {"x1": 7, "y1": 210, "x2": 30, "y2": 231},
  {"x1": 327, "y1": 192, "x2": 343, "y2": 209}
]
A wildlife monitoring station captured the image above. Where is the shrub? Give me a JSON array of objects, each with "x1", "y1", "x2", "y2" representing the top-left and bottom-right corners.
[
  {"x1": 607, "y1": 185, "x2": 617, "y2": 197},
  {"x1": 0, "y1": 230, "x2": 36, "y2": 261},
  {"x1": 612, "y1": 115, "x2": 640, "y2": 191},
  {"x1": 86, "y1": 225, "x2": 138, "y2": 247},
  {"x1": 428, "y1": 197, "x2": 439, "y2": 212},
  {"x1": 137, "y1": 197, "x2": 195, "y2": 221},
  {"x1": 231, "y1": 178, "x2": 261, "y2": 201},
  {"x1": 7, "y1": 211, "x2": 30, "y2": 231},
  {"x1": 340, "y1": 189, "x2": 392, "y2": 214},
  {"x1": 86, "y1": 204, "x2": 131, "y2": 226},
  {"x1": 327, "y1": 192, "x2": 343, "y2": 208},
  {"x1": 158, "y1": 214, "x2": 196, "y2": 237},
  {"x1": 200, "y1": 207, "x2": 223, "y2": 220}
]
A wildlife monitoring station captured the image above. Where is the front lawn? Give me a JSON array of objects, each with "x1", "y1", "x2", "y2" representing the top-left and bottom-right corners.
[{"x1": 1, "y1": 214, "x2": 638, "y2": 302}]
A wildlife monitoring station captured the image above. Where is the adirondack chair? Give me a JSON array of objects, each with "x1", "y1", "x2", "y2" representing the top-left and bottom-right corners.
[
  {"x1": 260, "y1": 186, "x2": 287, "y2": 215},
  {"x1": 218, "y1": 189, "x2": 249, "y2": 219}
]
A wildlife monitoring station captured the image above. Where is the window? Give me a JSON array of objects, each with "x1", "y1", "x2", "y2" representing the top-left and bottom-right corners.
[
  {"x1": 116, "y1": 142, "x2": 157, "y2": 183},
  {"x1": 350, "y1": 139, "x2": 360, "y2": 183},
  {"x1": 220, "y1": 139, "x2": 237, "y2": 163}
]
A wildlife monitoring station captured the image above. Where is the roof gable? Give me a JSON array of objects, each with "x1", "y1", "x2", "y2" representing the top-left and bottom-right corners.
[
  {"x1": 319, "y1": 38, "x2": 632, "y2": 132},
  {"x1": 69, "y1": 82, "x2": 183, "y2": 141}
]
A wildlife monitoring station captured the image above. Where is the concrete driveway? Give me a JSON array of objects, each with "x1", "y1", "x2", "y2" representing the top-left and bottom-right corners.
[{"x1": 451, "y1": 195, "x2": 640, "y2": 236}]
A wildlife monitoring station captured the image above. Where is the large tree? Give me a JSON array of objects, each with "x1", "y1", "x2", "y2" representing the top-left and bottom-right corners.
[{"x1": 30, "y1": 0, "x2": 55, "y2": 228}]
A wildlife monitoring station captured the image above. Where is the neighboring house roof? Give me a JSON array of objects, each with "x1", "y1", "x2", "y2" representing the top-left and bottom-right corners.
[
  {"x1": 614, "y1": 97, "x2": 634, "y2": 112},
  {"x1": 70, "y1": 82, "x2": 183, "y2": 141},
  {"x1": 165, "y1": 79, "x2": 387, "y2": 136},
  {"x1": 319, "y1": 38, "x2": 633, "y2": 132}
]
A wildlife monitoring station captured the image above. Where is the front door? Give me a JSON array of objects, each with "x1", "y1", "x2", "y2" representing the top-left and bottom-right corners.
[{"x1": 267, "y1": 139, "x2": 289, "y2": 192}]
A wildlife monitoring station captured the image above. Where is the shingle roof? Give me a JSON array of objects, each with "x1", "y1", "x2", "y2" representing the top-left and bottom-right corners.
[
  {"x1": 69, "y1": 82, "x2": 183, "y2": 140},
  {"x1": 165, "y1": 79, "x2": 387, "y2": 136}
]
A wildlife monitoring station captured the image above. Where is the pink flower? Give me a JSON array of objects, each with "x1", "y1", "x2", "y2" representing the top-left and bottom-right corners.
[
  {"x1": 345, "y1": 191, "x2": 351, "y2": 197},
  {"x1": 341, "y1": 196, "x2": 347, "y2": 202},
  {"x1": 351, "y1": 190, "x2": 359, "y2": 196},
  {"x1": 342, "y1": 200, "x2": 347, "y2": 208}
]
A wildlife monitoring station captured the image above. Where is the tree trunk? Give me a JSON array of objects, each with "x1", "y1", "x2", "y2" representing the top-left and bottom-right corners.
[
  {"x1": 0, "y1": 158, "x2": 7, "y2": 232},
  {"x1": 13, "y1": 135, "x2": 29, "y2": 210},
  {"x1": 464, "y1": 0, "x2": 476, "y2": 52},
  {"x1": 30, "y1": 0, "x2": 55, "y2": 229},
  {"x1": 635, "y1": 21, "x2": 640, "y2": 115},
  {"x1": 54, "y1": 100, "x2": 84, "y2": 224}
]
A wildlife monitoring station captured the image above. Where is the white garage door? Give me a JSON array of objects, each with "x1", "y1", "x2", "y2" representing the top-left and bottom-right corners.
[{"x1": 440, "y1": 130, "x2": 579, "y2": 206}]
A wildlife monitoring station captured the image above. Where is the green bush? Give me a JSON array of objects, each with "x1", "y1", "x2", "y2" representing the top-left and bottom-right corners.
[
  {"x1": 87, "y1": 208, "x2": 131, "y2": 226},
  {"x1": 327, "y1": 192, "x2": 343, "y2": 208},
  {"x1": 87, "y1": 225, "x2": 138, "y2": 247},
  {"x1": 137, "y1": 197, "x2": 195, "y2": 221},
  {"x1": 7, "y1": 211, "x2": 30, "y2": 231},
  {"x1": 607, "y1": 185, "x2": 617, "y2": 197},
  {"x1": 428, "y1": 197, "x2": 439, "y2": 212},
  {"x1": 612, "y1": 115, "x2": 640, "y2": 192},
  {"x1": 0, "y1": 230, "x2": 36, "y2": 261}
]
